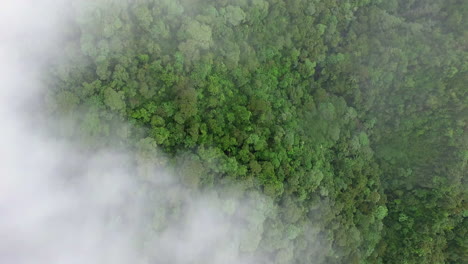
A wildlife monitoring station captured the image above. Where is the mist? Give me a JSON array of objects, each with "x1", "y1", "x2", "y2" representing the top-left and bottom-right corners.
[
  {"x1": 0, "y1": 1, "x2": 286, "y2": 263},
  {"x1": 3, "y1": 0, "x2": 462, "y2": 263}
]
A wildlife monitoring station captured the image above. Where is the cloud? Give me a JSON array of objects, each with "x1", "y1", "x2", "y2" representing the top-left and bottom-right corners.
[{"x1": 0, "y1": 1, "x2": 278, "y2": 263}]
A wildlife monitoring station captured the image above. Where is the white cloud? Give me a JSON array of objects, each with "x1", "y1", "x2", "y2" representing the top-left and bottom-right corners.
[{"x1": 0, "y1": 2, "x2": 277, "y2": 263}]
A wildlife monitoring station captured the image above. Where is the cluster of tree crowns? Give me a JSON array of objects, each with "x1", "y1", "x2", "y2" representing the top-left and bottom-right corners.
[{"x1": 48, "y1": 0, "x2": 466, "y2": 263}]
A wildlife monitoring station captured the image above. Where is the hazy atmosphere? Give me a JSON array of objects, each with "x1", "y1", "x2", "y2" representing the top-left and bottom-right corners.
[
  {"x1": 1, "y1": 0, "x2": 466, "y2": 263},
  {"x1": 0, "y1": 1, "x2": 281, "y2": 263}
]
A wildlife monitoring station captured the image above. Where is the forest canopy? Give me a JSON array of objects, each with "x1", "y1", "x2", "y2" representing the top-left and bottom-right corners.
[{"x1": 48, "y1": 0, "x2": 467, "y2": 263}]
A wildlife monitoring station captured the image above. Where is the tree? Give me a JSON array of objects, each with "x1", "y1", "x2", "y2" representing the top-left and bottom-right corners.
[
  {"x1": 103, "y1": 87, "x2": 126, "y2": 111},
  {"x1": 224, "y1": 5, "x2": 246, "y2": 26}
]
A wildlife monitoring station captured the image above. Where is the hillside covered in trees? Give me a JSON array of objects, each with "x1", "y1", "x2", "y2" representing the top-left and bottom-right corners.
[{"x1": 47, "y1": 0, "x2": 467, "y2": 263}]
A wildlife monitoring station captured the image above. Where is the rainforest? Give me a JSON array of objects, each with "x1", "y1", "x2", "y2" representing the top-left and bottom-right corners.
[{"x1": 12, "y1": 0, "x2": 467, "y2": 263}]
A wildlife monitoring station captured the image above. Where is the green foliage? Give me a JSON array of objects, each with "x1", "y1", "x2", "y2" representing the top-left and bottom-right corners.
[
  {"x1": 223, "y1": 5, "x2": 246, "y2": 26},
  {"x1": 49, "y1": 0, "x2": 467, "y2": 263},
  {"x1": 103, "y1": 88, "x2": 126, "y2": 111}
]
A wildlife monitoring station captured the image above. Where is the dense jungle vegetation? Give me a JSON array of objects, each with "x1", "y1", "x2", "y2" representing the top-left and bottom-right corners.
[{"x1": 47, "y1": 0, "x2": 467, "y2": 263}]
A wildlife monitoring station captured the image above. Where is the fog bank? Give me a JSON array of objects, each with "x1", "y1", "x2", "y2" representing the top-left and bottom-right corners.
[{"x1": 0, "y1": 1, "x2": 274, "y2": 263}]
